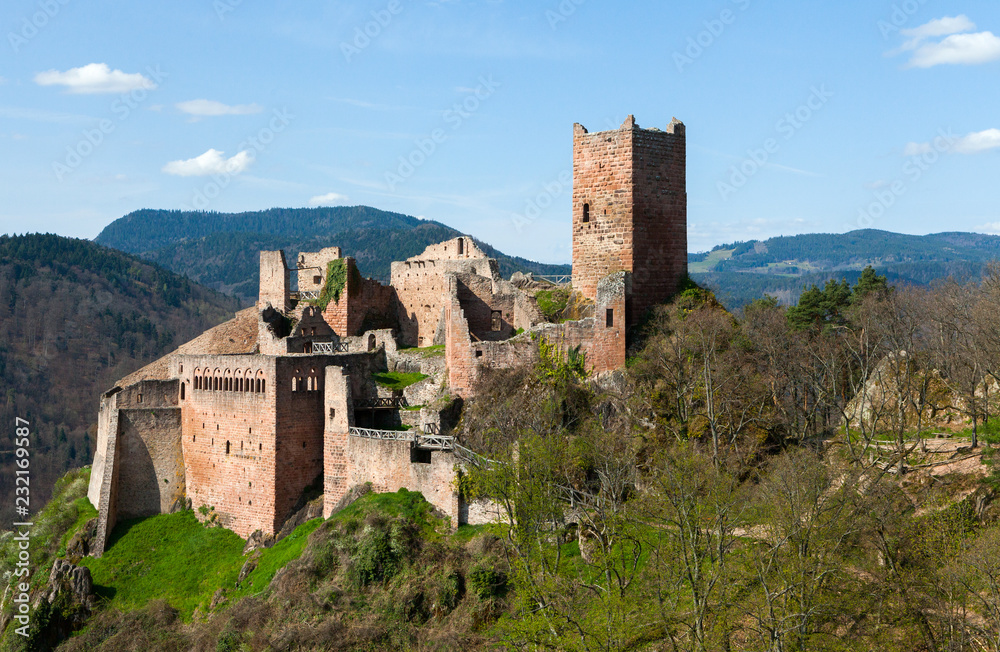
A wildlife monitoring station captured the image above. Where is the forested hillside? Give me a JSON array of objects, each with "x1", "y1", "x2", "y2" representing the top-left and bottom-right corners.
[
  {"x1": 691, "y1": 229, "x2": 1000, "y2": 308},
  {"x1": 12, "y1": 267, "x2": 1000, "y2": 650},
  {"x1": 0, "y1": 234, "x2": 241, "y2": 524},
  {"x1": 95, "y1": 207, "x2": 572, "y2": 301}
]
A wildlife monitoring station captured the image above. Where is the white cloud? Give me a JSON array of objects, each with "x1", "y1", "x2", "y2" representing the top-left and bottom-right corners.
[
  {"x1": 899, "y1": 15, "x2": 977, "y2": 49},
  {"x1": 162, "y1": 149, "x2": 253, "y2": 177},
  {"x1": 908, "y1": 31, "x2": 1000, "y2": 67},
  {"x1": 176, "y1": 99, "x2": 263, "y2": 117},
  {"x1": 308, "y1": 192, "x2": 349, "y2": 207},
  {"x1": 905, "y1": 129, "x2": 1000, "y2": 157},
  {"x1": 34, "y1": 63, "x2": 157, "y2": 94},
  {"x1": 952, "y1": 128, "x2": 1000, "y2": 154},
  {"x1": 888, "y1": 15, "x2": 1000, "y2": 67}
]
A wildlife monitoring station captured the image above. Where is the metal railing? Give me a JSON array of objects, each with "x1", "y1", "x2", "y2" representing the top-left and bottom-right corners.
[
  {"x1": 354, "y1": 396, "x2": 409, "y2": 409},
  {"x1": 293, "y1": 290, "x2": 321, "y2": 300},
  {"x1": 414, "y1": 434, "x2": 455, "y2": 450},
  {"x1": 535, "y1": 275, "x2": 572, "y2": 285},
  {"x1": 349, "y1": 427, "x2": 414, "y2": 442},
  {"x1": 313, "y1": 341, "x2": 349, "y2": 354},
  {"x1": 349, "y1": 425, "x2": 456, "y2": 451}
]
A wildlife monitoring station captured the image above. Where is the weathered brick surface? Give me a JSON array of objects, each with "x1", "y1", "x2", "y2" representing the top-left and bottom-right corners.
[
  {"x1": 572, "y1": 116, "x2": 687, "y2": 324},
  {"x1": 259, "y1": 251, "x2": 290, "y2": 312},
  {"x1": 322, "y1": 258, "x2": 400, "y2": 338},
  {"x1": 90, "y1": 391, "x2": 121, "y2": 557},
  {"x1": 323, "y1": 366, "x2": 353, "y2": 518},
  {"x1": 348, "y1": 437, "x2": 460, "y2": 526},
  {"x1": 116, "y1": 407, "x2": 184, "y2": 520},
  {"x1": 296, "y1": 247, "x2": 342, "y2": 293},
  {"x1": 180, "y1": 354, "x2": 279, "y2": 538},
  {"x1": 391, "y1": 238, "x2": 496, "y2": 347}
]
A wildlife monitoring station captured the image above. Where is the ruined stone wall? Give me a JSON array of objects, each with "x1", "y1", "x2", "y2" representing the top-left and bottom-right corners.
[
  {"x1": 90, "y1": 391, "x2": 121, "y2": 557},
  {"x1": 179, "y1": 354, "x2": 279, "y2": 538},
  {"x1": 323, "y1": 258, "x2": 399, "y2": 338},
  {"x1": 571, "y1": 116, "x2": 687, "y2": 324},
  {"x1": 631, "y1": 119, "x2": 687, "y2": 323},
  {"x1": 273, "y1": 356, "x2": 327, "y2": 530},
  {"x1": 348, "y1": 437, "x2": 460, "y2": 526},
  {"x1": 456, "y1": 274, "x2": 516, "y2": 342},
  {"x1": 445, "y1": 279, "x2": 479, "y2": 398},
  {"x1": 391, "y1": 244, "x2": 497, "y2": 348},
  {"x1": 400, "y1": 237, "x2": 487, "y2": 263},
  {"x1": 89, "y1": 379, "x2": 186, "y2": 556},
  {"x1": 323, "y1": 367, "x2": 353, "y2": 518},
  {"x1": 296, "y1": 247, "x2": 342, "y2": 294},
  {"x1": 259, "y1": 251, "x2": 290, "y2": 311}
]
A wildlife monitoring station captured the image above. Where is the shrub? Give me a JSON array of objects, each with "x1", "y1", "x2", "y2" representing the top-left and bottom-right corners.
[{"x1": 468, "y1": 564, "x2": 508, "y2": 601}]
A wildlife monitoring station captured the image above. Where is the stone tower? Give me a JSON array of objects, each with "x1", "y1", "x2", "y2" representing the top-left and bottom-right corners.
[{"x1": 571, "y1": 115, "x2": 688, "y2": 325}]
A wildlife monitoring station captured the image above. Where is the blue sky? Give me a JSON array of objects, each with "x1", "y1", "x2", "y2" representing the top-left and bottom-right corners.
[{"x1": 1, "y1": 0, "x2": 999, "y2": 264}]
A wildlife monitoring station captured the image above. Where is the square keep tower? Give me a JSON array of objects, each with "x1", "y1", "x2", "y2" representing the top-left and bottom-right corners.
[{"x1": 571, "y1": 115, "x2": 688, "y2": 325}]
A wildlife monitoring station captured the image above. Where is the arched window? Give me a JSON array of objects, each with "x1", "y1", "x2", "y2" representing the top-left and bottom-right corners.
[
  {"x1": 368, "y1": 334, "x2": 377, "y2": 352},
  {"x1": 583, "y1": 203, "x2": 591, "y2": 223}
]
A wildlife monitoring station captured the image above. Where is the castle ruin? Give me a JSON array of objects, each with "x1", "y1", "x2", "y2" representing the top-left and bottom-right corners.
[{"x1": 86, "y1": 116, "x2": 687, "y2": 555}]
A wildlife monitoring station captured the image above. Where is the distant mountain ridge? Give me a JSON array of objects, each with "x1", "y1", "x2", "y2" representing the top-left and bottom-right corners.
[
  {"x1": 95, "y1": 206, "x2": 573, "y2": 302},
  {"x1": 690, "y1": 229, "x2": 1000, "y2": 308}
]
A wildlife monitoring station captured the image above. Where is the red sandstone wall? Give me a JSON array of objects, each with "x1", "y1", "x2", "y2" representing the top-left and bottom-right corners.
[
  {"x1": 348, "y1": 437, "x2": 460, "y2": 526},
  {"x1": 273, "y1": 357, "x2": 326, "y2": 530},
  {"x1": 571, "y1": 116, "x2": 688, "y2": 325},
  {"x1": 631, "y1": 120, "x2": 687, "y2": 323},
  {"x1": 571, "y1": 121, "x2": 635, "y2": 304},
  {"x1": 445, "y1": 281, "x2": 479, "y2": 398},
  {"x1": 322, "y1": 258, "x2": 399, "y2": 338},
  {"x1": 180, "y1": 355, "x2": 278, "y2": 538},
  {"x1": 323, "y1": 367, "x2": 353, "y2": 518},
  {"x1": 456, "y1": 274, "x2": 516, "y2": 342}
]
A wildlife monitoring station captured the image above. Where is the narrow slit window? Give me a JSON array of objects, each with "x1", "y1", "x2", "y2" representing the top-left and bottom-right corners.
[
  {"x1": 606, "y1": 308, "x2": 614, "y2": 328},
  {"x1": 491, "y1": 310, "x2": 502, "y2": 332},
  {"x1": 583, "y1": 203, "x2": 590, "y2": 223}
]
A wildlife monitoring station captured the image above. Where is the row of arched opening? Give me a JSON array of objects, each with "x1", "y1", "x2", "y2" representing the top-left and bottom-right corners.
[
  {"x1": 193, "y1": 368, "x2": 267, "y2": 394},
  {"x1": 291, "y1": 369, "x2": 320, "y2": 393}
]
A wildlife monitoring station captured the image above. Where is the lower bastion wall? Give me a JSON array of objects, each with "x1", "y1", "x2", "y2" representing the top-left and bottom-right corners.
[
  {"x1": 88, "y1": 379, "x2": 184, "y2": 557},
  {"x1": 348, "y1": 438, "x2": 460, "y2": 525}
]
